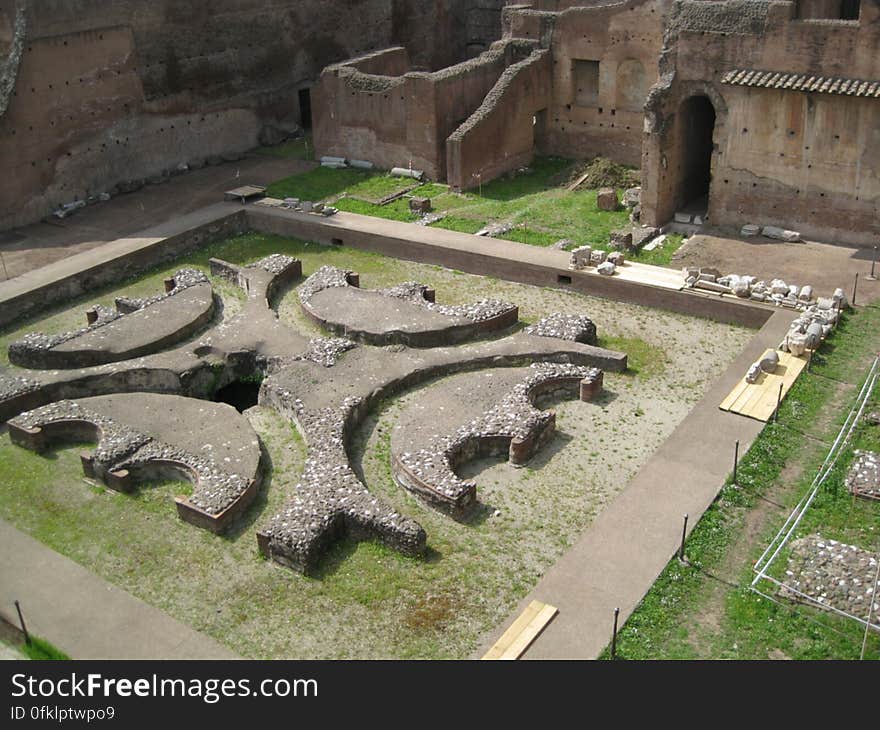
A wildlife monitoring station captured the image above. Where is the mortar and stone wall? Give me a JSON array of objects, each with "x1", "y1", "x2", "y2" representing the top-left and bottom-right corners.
[
  {"x1": 0, "y1": 0, "x2": 507, "y2": 231},
  {"x1": 312, "y1": 38, "x2": 536, "y2": 179},
  {"x1": 640, "y1": 0, "x2": 880, "y2": 244}
]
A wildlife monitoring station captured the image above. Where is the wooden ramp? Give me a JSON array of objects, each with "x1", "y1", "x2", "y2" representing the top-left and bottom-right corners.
[
  {"x1": 719, "y1": 349, "x2": 808, "y2": 422},
  {"x1": 482, "y1": 600, "x2": 558, "y2": 660}
]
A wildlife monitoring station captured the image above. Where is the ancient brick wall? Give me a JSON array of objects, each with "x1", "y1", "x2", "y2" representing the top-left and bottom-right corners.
[
  {"x1": 313, "y1": 41, "x2": 530, "y2": 178},
  {"x1": 641, "y1": 0, "x2": 880, "y2": 244},
  {"x1": 529, "y1": 0, "x2": 670, "y2": 167},
  {"x1": 0, "y1": 0, "x2": 506, "y2": 231},
  {"x1": 447, "y1": 50, "x2": 553, "y2": 189}
]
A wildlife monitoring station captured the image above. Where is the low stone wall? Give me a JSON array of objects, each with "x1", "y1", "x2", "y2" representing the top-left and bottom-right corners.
[
  {"x1": 0, "y1": 209, "x2": 247, "y2": 330},
  {"x1": 7, "y1": 399, "x2": 262, "y2": 534},
  {"x1": 8, "y1": 270, "x2": 214, "y2": 370},
  {"x1": 298, "y1": 264, "x2": 520, "y2": 347},
  {"x1": 248, "y1": 208, "x2": 775, "y2": 329},
  {"x1": 392, "y1": 363, "x2": 603, "y2": 514}
]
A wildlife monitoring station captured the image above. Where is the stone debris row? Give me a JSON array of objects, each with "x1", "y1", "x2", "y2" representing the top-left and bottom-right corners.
[
  {"x1": 683, "y1": 265, "x2": 848, "y2": 313},
  {"x1": 297, "y1": 264, "x2": 352, "y2": 303},
  {"x1": 257, "y1": 382, "x2": 427, "y2": 573},
  {"x1": 846, "y1": 450, "x2": 880, "y2": 501},
  {"x1": 781, "y1": 533, "x2": 880, "y2": 626},
  {"x1": 396, "y1": 363, "x2": 602, "y2": 507},
  {"x1": 10, "y1": 268, "x2": 209, "y2": 364},
  {"x1": 778, "y1": 297, "x2": 846, "y2": 356},
  {"x1": 524, "y1": 313, "x2": 598, "y2": 345},
  {"x1": 10, "y1": 400, "x2": 252, "y2": 516},
  {"x1": 300, "y1": 265, "x2": 516, "y2": 323},
  {"x1": 569, "y1": 245, "x2": 626, "y2": 275}
]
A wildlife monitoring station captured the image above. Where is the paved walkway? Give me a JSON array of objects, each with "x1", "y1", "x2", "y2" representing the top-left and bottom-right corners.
[
  {"x1": 474, "y1": 308, "x2": 796, "y2": 658},
  {"x1": 0, "y1": 519, "x2": 237, "y2": 659},
  {"x1": 0, "y1": 154, "x2": 311, "y2": 282}
]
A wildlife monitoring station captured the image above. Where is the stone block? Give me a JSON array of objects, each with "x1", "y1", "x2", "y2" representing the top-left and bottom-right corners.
[
  {"x1": 608, "y1": 229, "x2": 633, "y2": 251},
  {"x1": 409, "y1": 197, "x2": 432, "y2": 214},
  {"x1": 597, "y1": 188, "x2": 619, "y2": 211}
]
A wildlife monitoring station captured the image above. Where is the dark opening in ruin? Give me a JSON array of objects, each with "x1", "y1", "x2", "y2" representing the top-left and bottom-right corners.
[
  {"x1": 213, "y1": 379, "x2": 260, "y2": 413},
  {"x1": 298, "y1": 88, "x2": 312, "y2": 129},
  {"x1": 680, "y1": 95, "x2": 716, "y2": 210}
]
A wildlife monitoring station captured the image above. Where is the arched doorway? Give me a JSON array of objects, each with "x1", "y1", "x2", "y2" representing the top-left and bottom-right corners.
[{"x1": 679, "y1": 95, "x2": 716, "y2": 211}]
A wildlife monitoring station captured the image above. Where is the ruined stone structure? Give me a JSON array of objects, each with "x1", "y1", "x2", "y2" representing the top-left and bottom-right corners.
[
  {"x1": 2, "y1": 0, "x2": 877, "y2": 244},
  {"x1": 0, "y1": 0, "x2": 506, "y2": 230},
  {"x1": 314, "y1": 0, "x2": 879, "y2": 245}
]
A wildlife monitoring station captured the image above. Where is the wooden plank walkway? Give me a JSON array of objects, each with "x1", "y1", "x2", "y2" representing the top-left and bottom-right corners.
[
  {"x1": 482, "y1": 601, "x2": 558, "y2": 660},
  {"x1": 719, "y1": 348, "x2": 808, "y2": 421}
]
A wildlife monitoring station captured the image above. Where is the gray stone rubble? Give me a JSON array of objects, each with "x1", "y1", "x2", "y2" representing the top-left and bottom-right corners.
[
  {"x1": 0, "y1": 371, "x2": 41, "y2": 401},
  {"x1": 295, "y1": 337, "x2": 358, "y2": 368},
  {"x1": 845, "y1": 450, "x2": 880, "y2": 501},
  {"x1": 780, "y1": 534, "x2": 880, "y2": 627},
  {"x1": 257, "y1": 382, "x2": 427, "y2": 573},
  {"x1": 524, "y1": 313, "x2": 598, "y2": 344}
]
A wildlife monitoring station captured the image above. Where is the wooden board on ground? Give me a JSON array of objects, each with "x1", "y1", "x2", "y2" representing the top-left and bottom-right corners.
[
  {"x1": 719, "y1": 348, "x2": 808, "y2": 422},
  {"x1": 567, "y1": 172, "x2": 591, "y2": 192},
  {"x1": 482, "y1": 600, "x2": 558, "y2": 660},
  {"x1": 224, "y1": 185, "x2": 266, "y2": 202}
]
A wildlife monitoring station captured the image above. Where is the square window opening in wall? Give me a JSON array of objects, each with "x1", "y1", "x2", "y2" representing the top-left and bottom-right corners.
[
  {"x1": 332, "y1": 238, "x2": 343, "y2": 246},
  {"x1": 557, "y1": 274, "x2": 572, "y2": 285},
  {"x1": 573, "y1": 60, "x2": 600, "y2": 107}
]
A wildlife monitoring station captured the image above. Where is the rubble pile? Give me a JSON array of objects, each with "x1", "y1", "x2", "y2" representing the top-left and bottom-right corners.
[
  {"x1": 845, "y1": 450, "x2": 880, "y2": 501},
  {"x1": 780, "y1": 534, "x2": 880, "y2": 626},
  {"x1": 257, "y1": 383, "x2": 427, "y2": 573},
  {"x1": 524, "y1": 313, "x2": 598, "y2": 344}
]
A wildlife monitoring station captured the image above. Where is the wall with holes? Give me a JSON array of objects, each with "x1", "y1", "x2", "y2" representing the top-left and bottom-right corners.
[
  {"x1": 0, "y1": 0, "x2": 401, "y2": 230},
  {"x1": 505, "y1": 0, "x2": 669, "y2": 167}
]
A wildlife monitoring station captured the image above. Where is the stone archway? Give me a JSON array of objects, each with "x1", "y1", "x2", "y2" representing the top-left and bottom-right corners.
[{"x1": 678, "y1": 94, "x2": 716, "y2": 210}]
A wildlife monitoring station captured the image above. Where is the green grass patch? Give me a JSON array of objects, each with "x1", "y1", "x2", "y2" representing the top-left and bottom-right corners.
[
  {"x1": 264, "y1": 156, "x2": 634, "y2": 249},
  {"x1": 601, "y1": 303, "x2": 880, "y2": 660},
  {"x1": 266, "y1": 167, "x2": 378, "y2": 202},
  {"x1": 345, "y1": 174, "x2": 415, "y2": 203},
  {"x1": 22, "y1": 637, "x2": 71, "y2": 661},
  {"x1": 599, "y1": 335, "x2": 668, "y2": 379},
  {"x1": 429, "y1": 216, "x2": 484, "y2": 234},
  {"x1": 334, "y1": 196, "x2": 418, "y2": 222},
  {"x1": 630, "y1": 234, "x2": 686, "y2": 267},
  {"x1": 497, "y1": 228, "x2": 560, "y2": 247}
]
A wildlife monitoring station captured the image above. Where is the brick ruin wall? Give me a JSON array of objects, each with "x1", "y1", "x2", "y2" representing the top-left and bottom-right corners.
[
  {"x1": 510, "y1": 0, "x2": 670, "y2": 167},
  {"x1": 0, "y1": 0, "x2": 505, "y2": 231},
  {"x1": 641, "y1": 0, "x2": 880, "y2": 245},
  {"x1": 312, "y1": 40, "x2": 533, "y2": 178}
]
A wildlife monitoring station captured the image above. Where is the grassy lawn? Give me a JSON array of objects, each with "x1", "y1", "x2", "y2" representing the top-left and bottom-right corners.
[
  {"x1": 603, "y1": 302, "x2": 880, "y2": 660},
  {"x1": 263, "y1": 155, "x2": 662, "y2": 255},
  {"x1": 0, "y1": 231, "x2": 751, "y2": 659}
]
